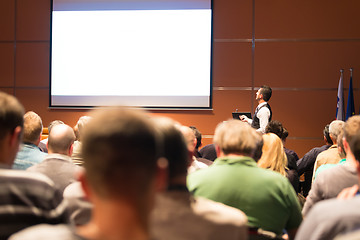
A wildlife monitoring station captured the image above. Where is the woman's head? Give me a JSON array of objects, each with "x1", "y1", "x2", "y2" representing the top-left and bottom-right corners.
[{"x1": 258, "y1": 133, "x2": 288, "y2": 176}]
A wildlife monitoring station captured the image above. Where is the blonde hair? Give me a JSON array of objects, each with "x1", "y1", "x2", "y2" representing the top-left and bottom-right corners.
[{"x1": 258, "y1": 133, "x2": 288, "y2": 176}]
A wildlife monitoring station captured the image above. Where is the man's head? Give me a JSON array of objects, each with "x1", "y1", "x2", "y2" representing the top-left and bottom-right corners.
[
  {"x1": 343, "y1": 116, "x2": 360, "y2": 156},
  {"x1": 189, "y1": 126, "x2": 202, "y2": 150},
  {"x1": 256, "y1": 85, "x2": 272, "y2": 102},
  {"x1": 0, "y1": 92, "x2": 24, "y2": 165},
  {"x1": 349, "y1": 130, "x2": 360, "y2": 163},
  {"x1": 179, "y1": 126, "x2": 196, "y2": 155},
  {"x1": 265, "y1": 120, "x2": 284, "y2": 139},
  {"x1": 214, "y1": 119, "x2": 262, "y2": 157},
  {"x1": 74, "y1": 116, "x2": 92, "y2": 141},
  {"x1": 323, "y1": 124, "x2": 333, "y2": 145},
  {"x1": 22, "y1": 111, "x2": 43, "y2": 145},
  {"x1": 154, "y1": 117, "x2": 188, "y2": 182},
  {"x1": 47, "y1": 124, "x2": 76, "y2": 156},
  {"x1": 329, "y1": 120, "x2": 345, "y2": 144},
  {"x1": 48, "y1": 120, "x2": 64, "y2": 134},
  {"x1": 81, "y1": 107, "x2": 163, "y2": 206}
]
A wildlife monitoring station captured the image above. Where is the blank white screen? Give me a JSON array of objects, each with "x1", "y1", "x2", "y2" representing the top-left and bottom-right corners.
[{"x1": 51, "y1": 2, "x2": 212, "y2": 108}]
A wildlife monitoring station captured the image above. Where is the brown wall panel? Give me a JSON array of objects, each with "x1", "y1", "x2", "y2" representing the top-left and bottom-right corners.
[
  {"x1": 16, "y1": 88, "x2": 89, "y2": 128},
  {"x1": 255, "y1": 0, "x2": 360, "y2": 39},
  {"x1": 0, "y1": 88, "x2": 14, "y2": 95},
  {"x1": 212, "y1": 0, "x2": 252, "y2": 39},
  {"x1": 16, "y1": 0, "x2": 50, "y2": 41},
  {"x1": 0, "y1": 0, "x2": 15, "y2": 41},
  {"x1": 0, "y1": 43, "x2": 15, "y2": 87},
  {"x1": 213, "y1": 42, "x2": 252, "y2": 87},
  {"x1": 255, "y1": 42, "x2": 360, "y2": 88},
  {"x1": 270, "y1": 90, "x2": 337, "y2": 138},
  {"x1": 150, "y1": 90, "x2": 252, "y2": 135},
  {"x1": 15, "y1": 43, "x2": 50, "y2": 87},
  {"x1": 3, "y1": 1, "x2": 360, "y2": 161}
]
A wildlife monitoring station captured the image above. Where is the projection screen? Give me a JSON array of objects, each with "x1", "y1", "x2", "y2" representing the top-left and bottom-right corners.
[{"x1": 50, "y1": 0, "x2": 213, "y2": 109}]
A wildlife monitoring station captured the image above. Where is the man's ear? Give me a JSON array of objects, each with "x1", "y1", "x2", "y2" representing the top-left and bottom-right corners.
[
  {"x1": 343, "y1": 137, "x2": 350, "y2": 154},
  {"x1": 155, "y1": 157, "x2": 168, "y2": 192},
  {"x1": 215, "y1": 144, "x2": 221, "y2": 157},
  {"x1": 68, "y1": 143, "x2": 74, "y2": 156},
  {"x1": 10, "y1": 126, "x2": 22, "y2": 148},
  {"x1": 78, "y1": 170, "x2": 91, "y2": 200}
]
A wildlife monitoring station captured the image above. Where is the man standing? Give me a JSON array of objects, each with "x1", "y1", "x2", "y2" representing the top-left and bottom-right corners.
[
  {"x1": 241, "y1": 85, "x2": 272, "y2": 133},
  {"x1": 0, "y1": 91, "x2": 67, "y2": 239},
  {"x1": 188, "y1": 120, "x2": 302, "y2": 239}
]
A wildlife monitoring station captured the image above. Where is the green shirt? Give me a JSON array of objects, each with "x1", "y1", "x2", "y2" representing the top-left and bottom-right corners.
[{"x1": 187, "y1": 156, "x2": 302, "y2": 235}]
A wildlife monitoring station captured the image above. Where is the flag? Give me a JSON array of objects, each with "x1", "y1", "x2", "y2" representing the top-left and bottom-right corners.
[
  {"x1": 336, "y1": 70, "x2": 345, "y2": 121},
  {"x1": 346, "y1": 71, "x2": 355, "y2": 120}
]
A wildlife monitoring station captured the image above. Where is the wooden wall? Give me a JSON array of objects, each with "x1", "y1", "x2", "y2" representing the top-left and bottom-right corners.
[{"x1": 1, "y1": 0, "x2": 360, "y2": 156}]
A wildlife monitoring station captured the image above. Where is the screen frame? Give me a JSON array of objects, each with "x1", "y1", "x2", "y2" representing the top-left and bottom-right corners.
[{"x1": 49, "y1": 0, "x2": 213, "y2": 110}]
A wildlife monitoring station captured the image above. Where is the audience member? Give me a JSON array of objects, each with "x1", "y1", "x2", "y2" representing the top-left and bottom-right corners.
[
  {"x1": 301, "y1": 117, "x2": 359, "y2": 216},
  {"x1": 151, "y1": 117, "x2": 248, "y2": 240},
  {"x1": 38, "y1": 120, "x2": 64, "y2": 153},
  {"x1": 295, "y1": 116, "x2": 360, "y2": 240},
  {"x1": 313, "y1": 129, "x2": 346, "y2": 179},
  {"x1": 312, "y1": 120, "x2": 345, "y2": 175},
  {"x1": 189, "y1": 126, "x2": 202, "y2": 158},
  {"x1": 179, "y1": 126, "x2": 208, "y2": 173},
  {"x1": 10, "y1": 107, "x2": 167, "y2": 240},
  {"x1": 258, "y1": 133, "x2": 299, "y2": 192},
  {"x1": 27, "y1": 124, "x2": 82, "y2": 193},
  {"x1": 265, "y1": 120, "x2": 298, "y2": 172},
  {"x1": 297, "y1": 124, "x2": 333, "y2": 196},
  {"x1": 0, "y1": 92, "x2": 67, "y2": 239},
  {"x1": 189, "y1": 126, "x2": 213, "y2": 167},
  {"x1": 187, "y1": 120, "x2": 302, "y2": 239},
  {"x1": 71, "y1": 116, "x2": 92, "y2": 166},
  {"x1": 63, "y1": 181, "x2": 92, "y2": 226},
  {"x1": 199, "y1": 143, "x2": 217, "y2": 161},
  {"x1": 12, "y1": 111, "x2": 47, "y2": 170}
]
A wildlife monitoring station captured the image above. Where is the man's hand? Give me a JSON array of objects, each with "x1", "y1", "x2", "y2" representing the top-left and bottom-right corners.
[{"x1": 240, "y1": 115, "x2": 249, "y2": 122}]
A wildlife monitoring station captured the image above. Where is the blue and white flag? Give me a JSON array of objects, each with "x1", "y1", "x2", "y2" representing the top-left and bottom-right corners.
[{"x1": 336, "y1": 71, "x2": 345, "y2": 121}]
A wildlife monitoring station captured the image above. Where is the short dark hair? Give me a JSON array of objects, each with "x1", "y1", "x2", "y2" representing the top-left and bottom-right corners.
[
  {"x1": 265, "y1": 120, "x2": 283, "y2": 139},
  {"x1": 82, "y1": 108, "x2": 160, "y2": 201},
  {"x1": 189, "y1": 126, "x2": 202, "y2": 149},
  {"x1": 323, "y1": 124, "x2": 333, "y2": 145},
  {"x1": 0, "y1": 92, "x2": 24, "y2": 139},
  {"x1": 260, "y1": 85, "x2": 272, "y2": 101}
]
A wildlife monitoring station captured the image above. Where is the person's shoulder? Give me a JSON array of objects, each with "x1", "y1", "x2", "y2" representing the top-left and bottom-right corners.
[
  {"x1": 0, "y1": 168, "x2": 54, "y2": 186},
  {"x1": 310, "y1": 196, "x2": 360, "y2": 218},
  {"x1": 9, "y1": 224, "x2": 83, "y2": 240},
  {"x1": 193, "y1": 196, "x2": 247, "y2": 226}
]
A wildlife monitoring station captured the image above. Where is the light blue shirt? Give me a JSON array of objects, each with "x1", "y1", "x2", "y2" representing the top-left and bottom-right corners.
[{"x1": 12, "y1": 143, "x2": 47, "y2": 170}]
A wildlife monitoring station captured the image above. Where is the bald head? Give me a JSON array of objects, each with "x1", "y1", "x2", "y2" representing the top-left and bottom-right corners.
[{"x1": 48, "y1": 124, "x2": 76, "y2": 155}]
